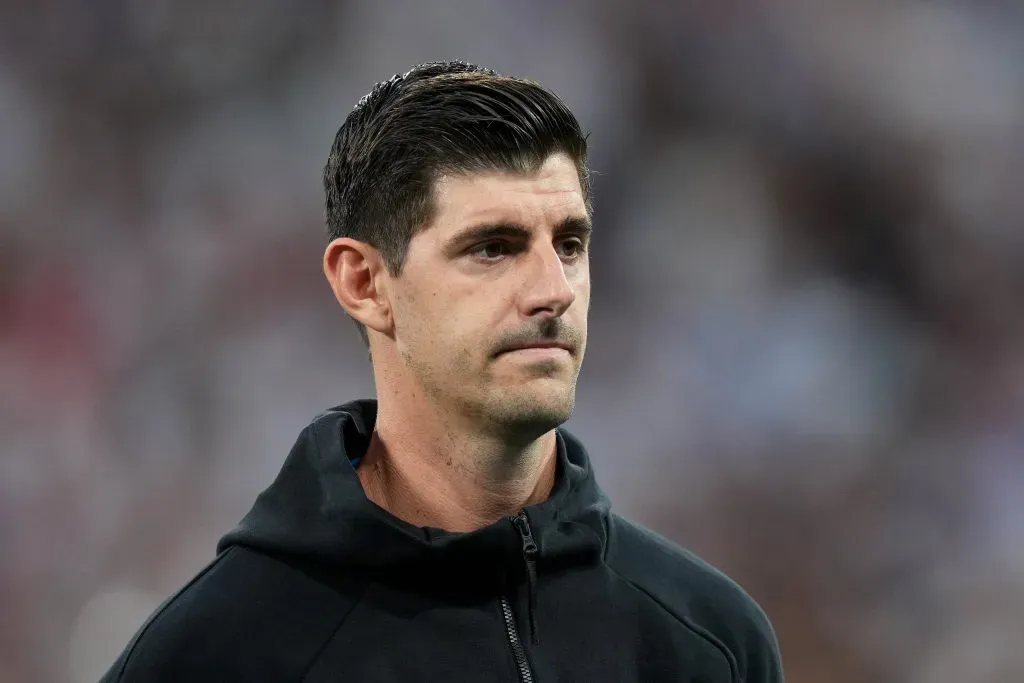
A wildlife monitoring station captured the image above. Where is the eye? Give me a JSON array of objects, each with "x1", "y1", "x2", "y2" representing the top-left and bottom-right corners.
[
  {"x1": 558, "y1": 238, "x2": 587, "y2": 261},
  {"x1": 468, "y1": 239, "x2": 586, "y2": 264},
  {"x1": 470, "y1": 241, "x2": 513, "y2": 261}
]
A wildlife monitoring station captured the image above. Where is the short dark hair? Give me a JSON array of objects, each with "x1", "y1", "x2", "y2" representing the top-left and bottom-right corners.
[{"x1": 323, "y1": 60, "x2": 592, "y2": 349}]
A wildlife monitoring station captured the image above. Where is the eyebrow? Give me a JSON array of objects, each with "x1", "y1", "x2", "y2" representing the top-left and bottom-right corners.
[{"x1": 445, "y1": 216, "x2": 593, "y2": 254}]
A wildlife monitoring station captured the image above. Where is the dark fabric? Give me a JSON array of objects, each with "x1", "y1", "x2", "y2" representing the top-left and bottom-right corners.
[{"x1": 101, "y1": 399, "x2": 784, "y2": 682}]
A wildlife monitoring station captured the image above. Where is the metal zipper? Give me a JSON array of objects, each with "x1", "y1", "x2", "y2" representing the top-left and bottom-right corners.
[
  {"x1": 512, "y1": 510, "x2": 539, "y2": 644},
  {"x1": 501, "y1": 510, "x2": 539, "y2": 683},
  {"x1": 501, "y1": 594, "x2": 535, "y2": 683}
]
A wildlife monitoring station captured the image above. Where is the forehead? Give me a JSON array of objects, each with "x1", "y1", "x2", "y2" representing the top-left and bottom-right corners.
[{"x1": 429, "y1": 153, "x2": 586, "y2": 233}]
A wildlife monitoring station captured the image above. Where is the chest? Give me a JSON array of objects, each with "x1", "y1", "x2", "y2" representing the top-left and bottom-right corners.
[{"x1": 302, "y1": 568, "x2": 735, "y2": 683}]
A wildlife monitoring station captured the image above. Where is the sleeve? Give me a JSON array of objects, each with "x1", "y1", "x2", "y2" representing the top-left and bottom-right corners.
[
  {"x1": 97, "y1": 652, "x2": 129, "y2": 683},
  {"x1": 94, "y1": 557, "x2": 224, "y2": 683},
  {"x1": 736, "y1": 597, "x2": 785, "y2": 683},
  {"x1": 94, "y1": 599, "x2": 186, "y2": 683}
]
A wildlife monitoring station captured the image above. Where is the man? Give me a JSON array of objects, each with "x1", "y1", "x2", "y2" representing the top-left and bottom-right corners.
[{"x1": 101, "y1": 61, "x2": 783, "y2": 682}]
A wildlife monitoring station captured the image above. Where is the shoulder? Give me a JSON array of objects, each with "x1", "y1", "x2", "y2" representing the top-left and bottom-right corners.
[
  {"x1": 606, "y1": 513, "x2": 784, "y2": 683},
  {"x1": 102, "y1": 547, "x2": 363, "y2": 682}
]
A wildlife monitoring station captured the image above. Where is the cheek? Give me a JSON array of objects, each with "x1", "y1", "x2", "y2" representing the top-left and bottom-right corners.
[
  {"x1": 574, "y1": 273, "x2": 592, "y2": 314},
  {"x1": 403, "y1": 290, "x2": 479, "y2": 364}
]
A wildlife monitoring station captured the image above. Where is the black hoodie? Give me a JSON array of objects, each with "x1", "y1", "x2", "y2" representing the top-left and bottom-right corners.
[{"x1": 101, "y1": 399, "x2": 783, "y2": 682}]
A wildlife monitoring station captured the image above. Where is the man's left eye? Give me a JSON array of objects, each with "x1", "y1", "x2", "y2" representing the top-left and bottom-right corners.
[{"x1": 559, "y1": 239, "x2": 586, "y2": 259}]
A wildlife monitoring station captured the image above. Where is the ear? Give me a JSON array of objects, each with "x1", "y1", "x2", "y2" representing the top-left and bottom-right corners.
[{"x1": 323, "y1": 238, "x2": 393, "y2": 336}]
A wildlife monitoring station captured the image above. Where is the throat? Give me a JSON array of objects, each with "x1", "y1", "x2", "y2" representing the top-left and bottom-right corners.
[{"x1": 355, "y1": 430, "x2": 558, "y2": 533}]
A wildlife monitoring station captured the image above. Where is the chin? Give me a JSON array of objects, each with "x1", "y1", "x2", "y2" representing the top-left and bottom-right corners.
[{"x1": 492, "y1": 387, "x2": 576, "y2": 436}]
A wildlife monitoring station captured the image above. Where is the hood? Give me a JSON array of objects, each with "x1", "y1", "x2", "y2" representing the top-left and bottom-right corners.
[{"x1": 218, "y1": 399, "x2": 611, "y2": 586}]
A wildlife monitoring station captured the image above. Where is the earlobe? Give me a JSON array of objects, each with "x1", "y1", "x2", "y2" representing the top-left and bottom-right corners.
[{"x1": 323, "y1": 238, "x2": 391, "y2": 334}]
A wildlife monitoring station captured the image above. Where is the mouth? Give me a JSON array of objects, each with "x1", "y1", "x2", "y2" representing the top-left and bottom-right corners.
[{"x1": 499, "y1": 343, "x2": 573, "y2": 358}]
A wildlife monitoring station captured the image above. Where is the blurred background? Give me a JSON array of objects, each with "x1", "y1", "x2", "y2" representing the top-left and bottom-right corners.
[{"x1": 2, "y1": 0, "x2": 1024, "y2": 681}]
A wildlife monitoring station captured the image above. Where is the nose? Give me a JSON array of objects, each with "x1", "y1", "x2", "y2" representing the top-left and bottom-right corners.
[{"x1": 518, "y1": 243, "x2": 576, "y2": 319}]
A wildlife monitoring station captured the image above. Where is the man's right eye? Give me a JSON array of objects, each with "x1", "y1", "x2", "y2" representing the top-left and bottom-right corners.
[{"x1": 470, "y1": 242, "x2": 511, "y2": 261}]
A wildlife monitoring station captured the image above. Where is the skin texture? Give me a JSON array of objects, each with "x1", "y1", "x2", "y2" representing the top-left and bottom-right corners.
[{"x1": 323, "y1": 152, "x2": 591, "y2": 531}]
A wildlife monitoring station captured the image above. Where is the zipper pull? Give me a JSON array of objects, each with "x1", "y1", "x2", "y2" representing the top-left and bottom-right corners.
[
  {"x1": 513, "y1": 511, "x2": 538, "y2": 557},
  {"x1": 512, "y1": 511, "x2": 539, "y2": 644}
]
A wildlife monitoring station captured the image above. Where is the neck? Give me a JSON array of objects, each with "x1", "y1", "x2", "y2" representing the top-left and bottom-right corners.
[{"x1": 357, "y1": 397, "x2": 559, "y2": 533}]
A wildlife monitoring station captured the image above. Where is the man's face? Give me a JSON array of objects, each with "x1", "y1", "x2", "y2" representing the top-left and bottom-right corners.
[{"x1": 388, "y1": 152, "x2": 591, "y2": 439}]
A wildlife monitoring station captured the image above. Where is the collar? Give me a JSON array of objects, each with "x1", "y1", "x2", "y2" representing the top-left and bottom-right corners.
[{"x1": 219, "y1": 399, "x2": 611, "y2": 586}]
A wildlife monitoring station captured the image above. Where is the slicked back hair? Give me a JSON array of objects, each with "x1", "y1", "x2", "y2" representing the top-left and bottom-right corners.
[{"x1": 323, "y1": 61, "x2": 592, "y2": 349}]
